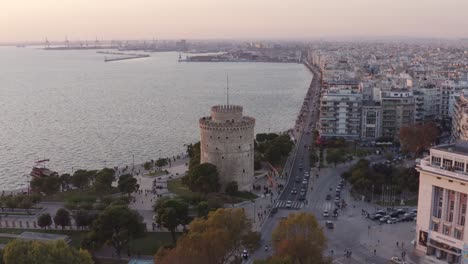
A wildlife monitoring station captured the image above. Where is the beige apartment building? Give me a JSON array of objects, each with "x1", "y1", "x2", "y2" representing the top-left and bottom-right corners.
[{"x1": 416, "y1": 142, "x2": 468, "y2": 263}]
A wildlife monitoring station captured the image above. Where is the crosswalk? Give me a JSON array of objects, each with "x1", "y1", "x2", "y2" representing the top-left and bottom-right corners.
[{"x1": 275, "y1": 200, "x2": 304, "y2": 209}]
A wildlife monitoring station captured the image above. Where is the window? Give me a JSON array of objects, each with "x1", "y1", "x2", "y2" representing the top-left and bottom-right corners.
[
  {"x1": 450, "y1": 201, "x2": 455, "y2": 210},
  {"x1": 226, "y1": 137, "x2": 229, "y2": 139},
  {"x1": 433, "y1": 222, "x2": 439, "y2": 232},
  {"x1": 432, "y1": 156, "x2": 441, "y2": 166},
  {"x1": 243, "y1": 169, "x2": 245, "y2": 173},
  {"x1": 449, "y1": 212, "x2": 454, "y2": 222},
  {"x1": 238, "y1": 146, "x2": 241, "y2": 149},
  {"x1": 454, "y1": 161, "x2": 464, "y2": 171},
  {"x1": 455, "y1": 229, "x2": 463, "y2": 240},
  {"x1": 443, "y1": 225, "x2": 451, "y2": 236},
  {"x1": 443, "y1": 158, "x2": 453, "y2": 168}
]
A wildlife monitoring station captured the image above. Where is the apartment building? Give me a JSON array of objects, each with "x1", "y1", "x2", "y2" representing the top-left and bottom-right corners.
[
  {"x1": 413, "y1": 85, "x2": 442, "y2": 124},
  {"x1": 415, "y1": 142, "x2": 468, "y2": 263},
  {"x1": 361, "y1": 101, "x2": 382, "y2": 140},
  {"x1": 380, "y1": 90, "x2": 415, "y2": 139},
  {"x1": 452, "y1": 93, "x2": 468, "y2": 141},
  {"x1": 318, "y1": 89, "x2": 362, "y2": 139}
]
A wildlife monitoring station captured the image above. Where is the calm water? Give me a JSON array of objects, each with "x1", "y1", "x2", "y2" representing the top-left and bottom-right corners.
[{"x1": 0, "y1": 47, "x2": 311, "y2": 190}]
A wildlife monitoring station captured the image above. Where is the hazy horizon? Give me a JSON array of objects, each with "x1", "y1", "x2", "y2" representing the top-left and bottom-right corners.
[{"x1": 2, "y1": 0, "x2": 468, "y2": 42}]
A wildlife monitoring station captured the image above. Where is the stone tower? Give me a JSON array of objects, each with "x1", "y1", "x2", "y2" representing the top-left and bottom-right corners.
[{"x1": 199, "y1": 105, "x2": 255, "y2": 191}]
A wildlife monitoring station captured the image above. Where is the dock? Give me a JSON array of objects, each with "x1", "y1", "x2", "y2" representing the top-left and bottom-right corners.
[{"x1": 103, "y1": 53, "x2": 150, "y2": 62}]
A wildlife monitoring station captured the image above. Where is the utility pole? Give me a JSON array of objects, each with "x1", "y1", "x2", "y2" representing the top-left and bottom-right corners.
[
  {"x1": 132, "y1": 154, "x2": 135, "y2": 175},
  {"x1": 371, "y1": 185, "x2": 374, "y2": 204}
]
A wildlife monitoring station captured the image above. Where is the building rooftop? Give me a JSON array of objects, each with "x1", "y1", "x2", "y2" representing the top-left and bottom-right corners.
[{"x1": 433, "y1": 141, "x2": 468, "y2": 156}]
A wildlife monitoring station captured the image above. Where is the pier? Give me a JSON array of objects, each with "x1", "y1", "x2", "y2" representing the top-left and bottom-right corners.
[{"x1": 102, "y1": 52, "x2": 150, "y2": 62}]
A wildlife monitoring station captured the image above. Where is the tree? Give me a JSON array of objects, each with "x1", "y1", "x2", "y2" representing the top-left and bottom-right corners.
[
  {"x1": 60, "y1": 173, "x2": 71, "y2": 190},
  {"x1": 242, "y1": 231, "x2": 261, "y2": 253},
  {"x1": 196, "y1": 201, "x2": 210, "y2": 218},
  {"x1": 71, "y1": 170, "x2": 91, "y2": 189},
  {"x1": 30, "y1": 175, "x2": 61, "y2": 195},
  {"x1": 400, "y1": 122, "x2": 439, "y2": 154},
  {"x1": 118, "y1": 174, "x2": 139, "y2": 198},
  {"x1": 37, "y1": 213, "x2": 52, "y2": 229},
  {"x1": 3, "y1": 239, "x2": 93, "y2": 264},
  {"x1": 94, "y1": 168, "x2": 115, "y2": 194},
  {"x1": 154, "y1": 208, "x2": 254, "y2": 264},
  {"x1": 272, "y1": 212, "x2": 327, "y2": 264},
  {"x1": 185, "y1": 163, "x2": 220, "y2": 196},
  {"x1": 156, "y1": 158, "x2": 168, "y2": 169},
  {"x1": 54, "y1": 208, "x2": 71, "y2": 230},
  {"x1": 143, "y1": 161, "x2": 153, "y2": 171},
  {"x1": 326, "y1": 148, "x2": 345, "y2": 167},
  {"x1": 154, "y1": 197, "x2": 189, "y2": 243},
  {"x1": 73, "y1": 210, "x2": 98, "y2": 230},
  {"x1": 225, "y1": 181, "x2": 238, "y2": 196},
  {"x1": 82, "y1": 205, "x2": 146, "y2": 258},
  {"x1": 186, "y1": 142, "x2": 201, "y2": 169}
]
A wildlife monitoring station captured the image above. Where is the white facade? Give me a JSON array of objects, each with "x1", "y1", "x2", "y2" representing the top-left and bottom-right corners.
[
  {"x1": 319, "y1": 89, "x2": 362, "y2": 139},
  {"x1": 416, "y1": 143, "x2": 468, "y2": 264}
]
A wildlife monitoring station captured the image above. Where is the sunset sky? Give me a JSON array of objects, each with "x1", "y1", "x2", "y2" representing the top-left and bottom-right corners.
[{"x1": 1, "y1": 0, "x2": 468, "y2": 42}]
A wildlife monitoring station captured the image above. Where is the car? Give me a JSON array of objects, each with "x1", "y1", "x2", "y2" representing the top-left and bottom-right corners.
[
  {"x1": 334, "y1": 197, "x2": 340, "y2": 203},
  {"x1": 286, "y1": 200, "x2": 292, "y2": 208},
  {"x1": 390, "y1": 257, "x2": 407, "y2": 264},
  {"x1": 387, "y1": 218, "x2": 398, "y2": 224},
  {"x1": 376, "y1": 209, "x2": 385, "y2": 215},
  {"x1": 295, "y1": 176, "x2": 300, "y2": 182},
  {"x1": 242, "y1": 249, "x2": 249, "y2": 260},
  {"x1": 397, "y1": 209, "x2": 406, "y2": 215},
  {"x1": 271, "y1": 207, "x2": 278, "y2": 215},
  {"x1": 323, "y1": 210, "x2": 329, "y2": 217},
  {"x1": 412, "y1": 209, "x2": 418, "y2": 214},
  {"x1": 336, "y1": 186, "x2": 341, "y2": 192},
  {"x1": 291, "y1": 188, "x2": 297, "y2": 195},
  {"x1": 298, "y1": 194, "x2": 305, "y2": 201},
  {"x1": 369, "y1": 214, "x2": 380, "y2": 220},
  {"x1": 302, "y1": 180, "x2": 308, "y2": 185},
  {"x1": 326, "y1": 194, "x2": 332, "y2": 200},
  {"x1": 390, "y1": 211, "x2": 399, "y2": 217},
  {"x1": 299, "y1": 164, "x2": 303, "y2": 171},
  {"x1": 325, "y1": 221, "x2": 334, "y2": 229},
  {"x1": 380, "y1": 215, "x2": 391, "y2": 223},
  {"x1": 304, "y1": 172, "x2": 310, "y2": 178},
  {"x1": 300, "y1": 188, "x2": 306, "y2": 196}
]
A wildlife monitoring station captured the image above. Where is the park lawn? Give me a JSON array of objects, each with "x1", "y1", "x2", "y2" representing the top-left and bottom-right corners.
[
  {"x1": 146, "y1": 170, "x2": 168, "y2": 177},
  {"x1": 43, "y1": 187, "x2": 121, "y2": 202},
  {"x1": 129, "y1": 232, "x2": 181, "y2": 255},
  {"x1": 167, "y1": 178, "x2": 199, "y2": 199}
]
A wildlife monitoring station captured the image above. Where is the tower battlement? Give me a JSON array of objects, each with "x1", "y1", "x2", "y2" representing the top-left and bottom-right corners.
[
  {"x1": 199, "y1": 116, "x2": 255, "y2": 130},
  {"x1": 210, "y1": 105, "x2": 243, "y2": 122}
]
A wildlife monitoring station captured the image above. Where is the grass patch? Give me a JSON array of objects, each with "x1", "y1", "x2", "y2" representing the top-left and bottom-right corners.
[
  {"x1": 167, "y1": 178, "x2": 198, "y2": 199},
  {"x1": 254, "y1": 172, "x2": 264, "y2": 176},
  {"x1": 232, "y1": 191, "x2": 257, "y2": 200},
  {"x1": 129, "y1": 232, "x2": 180, "y2": 255},
  {"x1": 43, "y1": 187, "x2": 120, "y2": 202},
  {"x1": 146, "y1": 170, "x2": 169, "y2": 177}
]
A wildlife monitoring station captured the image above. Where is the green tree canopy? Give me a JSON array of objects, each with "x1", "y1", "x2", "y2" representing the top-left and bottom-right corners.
[
  {"x1": 53, "y1": 208, "x2": 71, "y2": 230},
  {"x1": 94, "y1": 168, "x2": 115, "y2": 194},
  {"x1": 82, "y1": 205, "x2": 146, "y2": 258},
  {"x1": 154, "y1": 197, "x2": 189, "y2": 243},
  {"x1": 186, "y1": 142, "x2": 201, "y2": 169},
  {"x1": 71, "y1": 170, "x2": 96, "y2": 189},
  {"x1": 118, "y1": 174, "x2": 139, "y2": 198},
  {"x1": 3, "y1": 239, "x2": 93, "y2": 264},
  {"x1": 185, "y1": 163, "x2": 220, "y2": 195},
  {"x1": 225, "y1": 181, "x2": 238, "y2": 196},
  {"x1": 37, "y1": 213, "x2": 52, "y2": 229},
  {"x1": 30, "y1": 175, "x2": 61, "y2": 195}
]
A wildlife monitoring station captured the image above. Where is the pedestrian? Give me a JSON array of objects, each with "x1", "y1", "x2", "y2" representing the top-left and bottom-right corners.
[
  {"x1": 396, "y1": 241, "x2": 399, "y2": 247},
  {"x1": 374, "y1": 249, "x2": 376, "y2": 255}
]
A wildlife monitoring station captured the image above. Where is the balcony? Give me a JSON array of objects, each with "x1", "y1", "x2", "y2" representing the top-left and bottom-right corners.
[{"x1": 418, "y1": 158, "x2": 468, "y2": 182}]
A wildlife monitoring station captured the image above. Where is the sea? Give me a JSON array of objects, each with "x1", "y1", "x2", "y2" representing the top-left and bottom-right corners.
[{"x1": 0, "y1": 46, "x2": 312, "y2": 190}]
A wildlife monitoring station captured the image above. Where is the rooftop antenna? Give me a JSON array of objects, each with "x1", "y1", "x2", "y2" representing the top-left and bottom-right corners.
[{"x1": 226, "y1": 74, "x2": 229, "y2": 106}]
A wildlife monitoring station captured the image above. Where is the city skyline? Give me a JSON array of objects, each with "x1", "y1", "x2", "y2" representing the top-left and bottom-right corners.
[{"x1": 2, "y1": 0, "x2": 468, "y2": 43}]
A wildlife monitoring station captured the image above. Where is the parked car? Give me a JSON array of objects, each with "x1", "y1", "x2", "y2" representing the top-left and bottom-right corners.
[
  {"x1": 334, "y1": 197, "x2": 340, "y2": 203},
  {"x1": 298, "y1": 194, "x2": 305, "y2": 201},
  {"x1": 397, "y1": 209, "x2": 405, "y2": 215},
  {"x1": 295, "y1": 177, "x2": 301, "y2": 182},
  {"x1": 380, "y1": 215, "x2": 391, "y2": 223},
  {"x1": 326, "y1": 194, "x2": 332, "y2": 200},
  {"x1": 390, "y1": 211, "x2": 399, "y2": 217},
  {"x1": 242, "y1": 250, "x2": 249, "y2": 260},
  {"x1": 323, "y1": 210, "x2": 329, "y2": 217},
  {"x1": 300, "y1": 189, "x2": 306, "y2": 196},
  {"x1": 387, "y1": 218, "x2": 399, "y2": 224},
  {"x1": 390, "y1": 257, "x2": 407, "y2": 264},
  {"x1": 369, "y1": 214, "x2": 380, "y2": 220},
  {"x1": 326, "y1": 221, "x2": 334, "y2": 229},
  {"x1": 302, "y1": 180, "x2": 308, "y2": 185}
]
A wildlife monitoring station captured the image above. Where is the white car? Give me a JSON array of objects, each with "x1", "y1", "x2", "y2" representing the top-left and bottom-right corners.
[
  {"x1": 390, "y1": 257, "x2": 407, "y2": 264},
  {"x1": 323, "y1": 210, "x2": 329, "y2": 217},
  {"x1": 286, "y1": 200, "x2": 292, "y2": 208}
]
